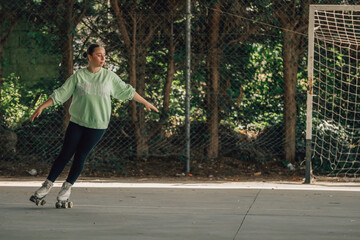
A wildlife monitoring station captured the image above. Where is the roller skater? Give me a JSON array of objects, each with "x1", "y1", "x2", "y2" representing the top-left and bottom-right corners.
[
  {"x1": 29, "y1": 179, "x2": 54, "y2": 206},
  {"x1": 56, "y1": 181, "x2": 73, "y2": 208},
  {"x1": 29, "y1": 43, "x2": 158, "y2": 208}
]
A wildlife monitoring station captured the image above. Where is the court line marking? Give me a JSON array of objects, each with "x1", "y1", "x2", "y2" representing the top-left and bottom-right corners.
[
  {"x1": 233, "y1": 189, "x2": 261, "y2": 240},
  {"x1": 1, "y1": 181, "x2": 360, "y2": 191}
]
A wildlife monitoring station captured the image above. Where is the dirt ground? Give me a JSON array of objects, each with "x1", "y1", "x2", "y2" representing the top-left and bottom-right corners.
[{"x1": 0, "y1": 155, "x2": 306, "y2": 182}]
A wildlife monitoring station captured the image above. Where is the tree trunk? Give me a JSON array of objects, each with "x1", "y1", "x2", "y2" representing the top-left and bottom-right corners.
[
  {"x1": 275, "y1": 1, "x2": 309, "y2": 164},
  {"x1": 135, "y1": 46, "x2": 148, "y2": 157},
  {"x1": 60, "y1": 32, "x2": 74, "y2": 130},
  {"x1": 0, "y1": 44, "x2": 3, "y2": 103},
  {"x1": 128, "y1": 45, "x2": 141, "y2": 158},
  {"x1": 111, "y1": 0, "x2": 141, "y2": 159},
  {"x1": 0, "y1": 44, "x2": 4, "y2": 125},
  {"x1": 282, "y1": 32, "x2": 299, "y2": 163},
  {"x1": 206, "y1": 1, "x2": 221, "y2": 159},
  {"x1": 163, "y1": 21, "x2": 175, "y2": 119},
  {"x1": 150, "y1": 19, "x2": 176, "y2": 138},
  {"x1": 110, "y1": 0, "x2": 156, "y2": 159},
  {"x1": 146, "y1": 18, "x2": 177, "y2": 142},
  {"x1": 57, "y1": 0, "x2": 75, "y2": 131},
  {"x1": 127, "y1": 15, "x2": 143, "y2": 159}
]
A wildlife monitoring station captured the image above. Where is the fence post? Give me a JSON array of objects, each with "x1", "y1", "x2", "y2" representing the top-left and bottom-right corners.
[{"x1": 185, "y1": 0, "x2": 191, "y2": 173}]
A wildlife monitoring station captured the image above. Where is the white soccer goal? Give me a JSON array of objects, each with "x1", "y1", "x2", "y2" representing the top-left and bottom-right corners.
[{"x1": 306, "y1": 5, "x2": 360, "y2": 182}]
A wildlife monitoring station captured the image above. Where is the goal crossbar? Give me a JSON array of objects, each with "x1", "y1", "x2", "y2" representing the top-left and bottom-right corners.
[{"x1": 310, "y1": 5, "x2": 360, "y2": 11}]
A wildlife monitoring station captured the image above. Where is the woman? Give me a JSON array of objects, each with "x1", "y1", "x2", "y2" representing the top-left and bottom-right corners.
[{"x1": 30, "y1": 44, "x2": 158, "y2": 208}]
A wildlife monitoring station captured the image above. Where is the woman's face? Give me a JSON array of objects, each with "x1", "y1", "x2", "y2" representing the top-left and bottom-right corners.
[{"x1": 89, "y1": 47, "x2": 106, "y2": 67}]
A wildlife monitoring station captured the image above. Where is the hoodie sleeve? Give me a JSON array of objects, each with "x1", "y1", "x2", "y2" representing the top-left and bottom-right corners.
[
  {"x1": 111, "y1": 74, "x2": 135, "y2": 101},
  {"x1": 50, "y1": 74, "x2": 77, "y2": 105}
]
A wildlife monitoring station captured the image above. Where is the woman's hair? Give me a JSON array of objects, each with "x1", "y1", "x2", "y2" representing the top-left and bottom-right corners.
[{"x1": 83, "y1": 43, "x2": 101, "y2": 58}]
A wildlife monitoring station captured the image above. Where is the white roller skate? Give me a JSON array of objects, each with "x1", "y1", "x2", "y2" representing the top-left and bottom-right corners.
[
  {"x1": 56, "y1": 181, "x2": 73, "y2": 208},
  {"x1": 29, "y1": 179, "x2": 54, "y2": 206}
]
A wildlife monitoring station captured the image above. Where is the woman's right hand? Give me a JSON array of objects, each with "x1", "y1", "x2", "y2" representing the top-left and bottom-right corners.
[
  {"x1": 31, "y1": 107, "x2": 43, "y2": 122},
  {"x1": 30, "y1": 98, "x2": 54, "y2": 122}
]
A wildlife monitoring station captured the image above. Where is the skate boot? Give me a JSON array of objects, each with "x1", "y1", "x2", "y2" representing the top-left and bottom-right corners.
[
  {"x1": 29, "y1": 179, "x2": 54, "y2": 206},
  {"x1": 56, "y1": 181, "x2": 73, "y2": 208}
]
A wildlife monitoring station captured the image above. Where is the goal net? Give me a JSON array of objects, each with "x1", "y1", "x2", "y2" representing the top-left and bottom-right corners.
[{"x1": 306, "y1": 5, "x2": 360, "y2": 178}]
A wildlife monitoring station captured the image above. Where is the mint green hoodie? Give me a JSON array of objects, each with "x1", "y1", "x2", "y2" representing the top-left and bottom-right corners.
[{"x1": 50, "y1": 68, "x2": 135, "y2": 129}]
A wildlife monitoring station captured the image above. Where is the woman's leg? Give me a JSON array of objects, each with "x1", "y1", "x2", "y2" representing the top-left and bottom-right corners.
[
  {"x1": 47, "y1": 122, "x2": 84, "y2": 182},
  {"x1": 66, "y1": 127, "x2": 106, "y2": 184}
]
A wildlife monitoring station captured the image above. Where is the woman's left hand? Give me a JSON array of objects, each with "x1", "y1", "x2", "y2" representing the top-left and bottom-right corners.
[
  {"x1": 132, "y1": 92, "x2": 159, "y2": 113},
  {"x1": 145, "y1": 103, "x2": 159, "y2": 112}
]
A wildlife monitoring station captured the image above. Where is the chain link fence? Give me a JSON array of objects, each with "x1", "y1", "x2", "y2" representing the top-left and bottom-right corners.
[{"x1": 0, "y1": 0, "x2": 355, "y2": 177}]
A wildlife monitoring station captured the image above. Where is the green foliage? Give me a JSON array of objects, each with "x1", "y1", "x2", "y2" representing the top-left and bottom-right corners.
[
  {"x1": 0, "y1": 74, "x2": 48, "y2": 129},
  {"x1": 3, "y1": 0, "x2": 354, "y2": 177},
  {"x1": 232, "y1": 42, "x2": 284, "y2": 130}
]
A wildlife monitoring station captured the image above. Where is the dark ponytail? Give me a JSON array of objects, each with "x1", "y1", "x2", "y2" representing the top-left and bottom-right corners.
[{"x1": 83, "y1": 43, "x2": 101, "y2": 58}]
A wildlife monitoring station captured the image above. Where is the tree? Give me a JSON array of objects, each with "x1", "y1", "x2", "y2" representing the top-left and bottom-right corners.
[
  {"x1": 144, "y1": 0, "x2": 186, "y2": 140},
  {"x1": 272, "y1": 0, "x2": 309, "y2": 163},
  {"x1": 111, "y1": 0, "x2": 161, "y2": 158},
  {"x1": 201, "y1": 0, "x2": 262, "y2": 159},
  {"x1": 160, "y1": 0, "x2": 185, "y2": 128},
  {"x1": 206, "y1": 0, "x2": 221, "y2": 159}
]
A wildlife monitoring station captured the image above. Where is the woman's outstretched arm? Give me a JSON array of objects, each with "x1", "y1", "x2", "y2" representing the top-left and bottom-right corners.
[
  {"x1": 132, "y1": 92, "x2": 159, "y2": 112},
  {"x1": 30, "y1": 98, "x2": 54, "y2": 122}
]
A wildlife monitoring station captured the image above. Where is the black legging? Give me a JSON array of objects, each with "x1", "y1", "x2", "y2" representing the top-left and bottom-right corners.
[{"x1": 47, "y1": 121, "x2": 106, "y2": 184}]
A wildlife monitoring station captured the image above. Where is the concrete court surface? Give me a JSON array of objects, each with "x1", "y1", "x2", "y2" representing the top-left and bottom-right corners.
[{"x1": 0, "y1": 180, "x2": 360, "y2": 240}]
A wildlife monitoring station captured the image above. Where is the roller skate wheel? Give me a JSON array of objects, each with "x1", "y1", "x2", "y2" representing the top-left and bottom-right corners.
[
  {"x1": 68, "y1": 202, "x2": 73, "y2": 208},
  {"x1": 36, "y1": 200, "x2": 42, "y2": 206},
  {"x1": 29, "y1": 196, "x2": 36, "y2": 203},
  {"x1": 56, "y1": 202, "x2": 61, "y2": 208}
]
